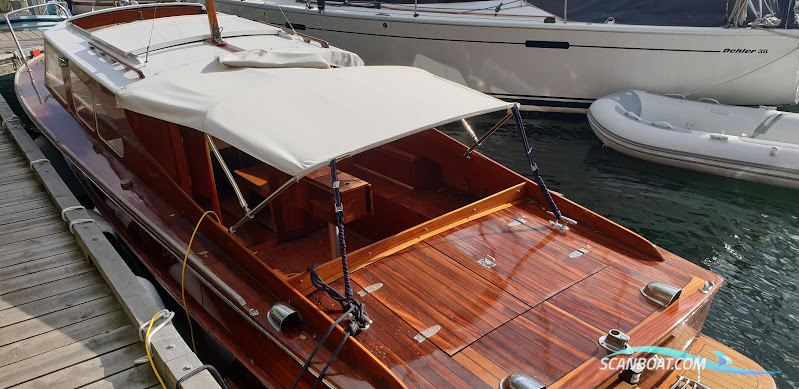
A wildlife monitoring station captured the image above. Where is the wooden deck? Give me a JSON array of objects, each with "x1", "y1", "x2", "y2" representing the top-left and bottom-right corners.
[{"x1": 0, "y1": 117, "x2": 160, "y2": 388}]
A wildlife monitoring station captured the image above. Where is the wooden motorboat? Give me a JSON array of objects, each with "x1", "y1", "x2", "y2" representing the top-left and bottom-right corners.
[
  {"x1": 14, "y1": 3, "x2": 776, "y2": 388},
  {"x1": 588, "y1": 90, "x2": 799, "y2": 190}
]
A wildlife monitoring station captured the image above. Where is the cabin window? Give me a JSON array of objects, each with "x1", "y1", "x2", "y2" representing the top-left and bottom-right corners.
[
  {"x1": 90, "y1": 82, "x2": 127, "y2": 157},
  {"x1": 68, "y1": 66, "x2": 97, "y2": 131},
  {"x1": 44, "y1": 43, "x2": 67, "y2": 105}
]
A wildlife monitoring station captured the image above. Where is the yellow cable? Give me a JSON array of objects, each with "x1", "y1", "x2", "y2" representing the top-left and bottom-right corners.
[
  {"x1": 145, "y1": 311, "x2": 167, "y2": 389},
  {"x1": 181, "y1": 210, "x2": 220, "y2": 352}
]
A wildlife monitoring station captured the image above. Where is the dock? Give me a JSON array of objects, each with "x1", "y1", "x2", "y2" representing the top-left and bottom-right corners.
[
  {"x1": 0, "y1": 68, "x2": 220, "y2": 387},
  {"x1": 0, "y1": 31, "x2": 43, "y2": 75}
]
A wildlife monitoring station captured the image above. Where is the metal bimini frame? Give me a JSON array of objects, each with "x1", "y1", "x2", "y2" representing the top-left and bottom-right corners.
[
  {"x1": 221, "y1": 104, "x2": 571, "y2": 234},
  {"x1": 4, "y1": 1, "x2": 71, "y2": 80},
  {"x1": 464, "y1": 104, "x2": 575, "y2": 230}
]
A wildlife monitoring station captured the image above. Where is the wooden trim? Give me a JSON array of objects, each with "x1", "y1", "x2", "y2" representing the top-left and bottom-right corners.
[{"x1": 289, "y1": 182, "x2": 528, "y2": 294}]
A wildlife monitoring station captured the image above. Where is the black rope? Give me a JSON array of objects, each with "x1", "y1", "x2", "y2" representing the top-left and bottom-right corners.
[
  {"x1": 330, "y1": 160, "x2": 354, "y2": 300},
  {"x1": 176, "y1": 364, "x2": 228, "y2": 389},
  {"x1": 290, "y1": 305, "x2": 355, "y2": 389},
  {"x1": 512, "y1": 105, "x2": 563, "y2": 220},
  {"x1": 290, "y1": 160, "x2": 373, "y2": 388},
  {"x1": 311, "y1": 331, "x2": 351, "y2": 389}
]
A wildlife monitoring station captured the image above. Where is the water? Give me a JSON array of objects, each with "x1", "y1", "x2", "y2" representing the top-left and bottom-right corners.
[
  {"x1": 3, "y1": 72, "x2": 795, "y2": 386},
  {"x1": 444, "y1": 113, "x2": 799, "y2": 388}
]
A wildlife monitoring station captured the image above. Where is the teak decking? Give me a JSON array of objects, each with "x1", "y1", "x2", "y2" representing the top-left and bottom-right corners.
[{"x1": 308, "y1": 198, "x2": 722, "y2": 388}]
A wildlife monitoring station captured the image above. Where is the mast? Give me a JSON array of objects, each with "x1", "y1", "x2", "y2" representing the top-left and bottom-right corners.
[{"x1": 205, "y1": 0, "x2": 226, "y2": 45}]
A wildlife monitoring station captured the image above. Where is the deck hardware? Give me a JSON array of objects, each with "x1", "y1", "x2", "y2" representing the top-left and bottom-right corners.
[
  {"x1": 550, "y1": 217, "x2": 576, "y2": 233},
  {"x1": 620, "y1": 361, "x2": 644, "y2": 384},
  {"x1": 120, "y1": 178, "x2": 134, "y2": 190},
  {"x1": 357, "y1": 283, "x2": 383, "y2": 297},
  {"x1": 68, "y1": 218, "x2": 95, "y2": 234},
  {"x1": 413, "y1": 325, "x2": 441, "y2": 343},
  {"x1": 248, "y1": 308, "x2": 260, "y2": 317},
  {"x1": 599, "y1": 329, "x2": 630, "y2": 352},
  {"x1": 507, "y1": 217, "x2": 528, "y2": 227},
  {"x1": 268, "y1": 302, "x2": 301, "y2": 332},
  {"x1": 138, "y1": 309, "x2": 174, "y2": 342},
  {"x1": 568, "y1": 248, "x2": 589, "y2": 258},
  {"x1": 60, "y1": 205, "x2": 86, "y2": 221},
  {"x1": 499, "y1": 373, "x2": 546, "y2": 389},
  {"x1": 669, "y1": 375, "x2": 710, "y2": 389},
  {"x1": 641, "y1": 282, "x2": 682, "y2": 307},
  {"x1": 478, "y1": 255, "x2": 497, "y2": 269},
  {"x1": 464, "y1": 111, "x2": 513, "y2": 159},
  {"x1": 28, "y1": 158, "x2": 50, "y2": 169},
  {"x1": 770, "y1": 146, "x2": 778, "y2": 156},
  {"x1": 699, "y1": 280, "x2": 716, "y2": 294}
]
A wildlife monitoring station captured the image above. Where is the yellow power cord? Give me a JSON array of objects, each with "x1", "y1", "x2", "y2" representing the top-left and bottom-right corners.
[
  {"x1": 181, "y1": 210, "x2": 220, "y2": 352},
  {"x1": 145, "y1": 310, "x2": 168, "y2": 389}
]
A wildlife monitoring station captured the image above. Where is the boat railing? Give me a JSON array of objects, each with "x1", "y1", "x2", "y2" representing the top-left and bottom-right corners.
[
  {"x1": 7, "y1": 0, "x2": 68, "y2": 16},
  {"x1": 4, "y1": 1, "x2": 70, "y2": 76}
]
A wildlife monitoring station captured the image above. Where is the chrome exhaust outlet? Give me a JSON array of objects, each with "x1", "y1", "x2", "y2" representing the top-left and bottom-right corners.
[
  {"x1": 268, "y1": 302, "x2": 302, "y2": 332},
  {"x1": 499, "y1": 373, "x2": 546, "y2": 389},
  {"x1": 640, "y1": 282, "x2": 682, "y2": 307}
]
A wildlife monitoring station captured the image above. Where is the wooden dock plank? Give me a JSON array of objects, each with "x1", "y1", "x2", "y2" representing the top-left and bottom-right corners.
[
  {"x1": 0, "y1": 261, "x2": 94, "y2": 296},
  {"x1": 0, "y1": 324, "x2": 138, "y2": 387},
  {"x1": 0, "y1": 237, "x2": 79, "y2": 266},
  {"x1": 14, "y1": 343, "x2": 146, "y2": 389},
  {"x1": 0, "y1": 283, "x2": 112, "y2": 328},
  {"x1": 0, "y1": 296, "x2": 120, "y2": 346},
  {"x1": 0, "y1": 250, "x2": 84, "y2": 281},
  {"x1": 0, "y1": 271, "x2": 104, "y2": 310},
  {"x1": 0, "y1": 311, "x2": 130, "y2": 368},
  {"x1": 81, "y1": 363, "x2": 159, "y2": 389}
]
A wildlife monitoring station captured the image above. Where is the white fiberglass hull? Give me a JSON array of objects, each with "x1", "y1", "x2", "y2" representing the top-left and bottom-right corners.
[
  {"x1": 215, "y1": 0, "x2": 799, "y2": 112},
  {"x1": 588, "y1": 90, "x2": 799, "y2": 190}
]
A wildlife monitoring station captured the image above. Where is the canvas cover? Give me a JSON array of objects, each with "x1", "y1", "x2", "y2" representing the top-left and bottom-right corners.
[{"x1": 116, "y1": 59, "x2": 510, "y2": 178}]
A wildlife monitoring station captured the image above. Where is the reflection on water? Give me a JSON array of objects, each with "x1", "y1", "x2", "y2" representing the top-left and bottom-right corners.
[{"x1": 444, "y1": 112, "x2": 798, "y2": 387}]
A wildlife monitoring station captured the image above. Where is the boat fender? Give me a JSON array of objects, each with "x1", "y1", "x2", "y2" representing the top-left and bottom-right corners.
[{"x1": 137, "y1": 276, "x2": 166, "y2": 309}]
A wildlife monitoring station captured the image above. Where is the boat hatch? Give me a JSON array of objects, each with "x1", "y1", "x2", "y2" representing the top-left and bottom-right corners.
[{"x1": 81, "y1": 14, "x2": 281, "y2": 57}]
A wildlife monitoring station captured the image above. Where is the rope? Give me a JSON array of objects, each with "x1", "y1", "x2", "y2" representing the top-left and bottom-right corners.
[
  {"x1": 142, "y1": 309, "x2": 174, "y2": 389},
  {"x1": 290, "y1": 160, "x2": 373, "y2": 388},
  {"x1": 176, "y1": 364, "x2": 229, "y2": 389},
  {"x1": 290, "y1": 305, "x2": 355, "y2": 389},
  {"x1": 181, "y1": 210, "x2": 220, "y2": 352},
  {"x1": 311, "y1": 331, "x2": 351, "y2": 389},
  {"x1": 330, "y1": 160, "x2": 354, "y2": 300},
  {"x1": 512, "y1": 105, "x2": 562, "y2": 220}
]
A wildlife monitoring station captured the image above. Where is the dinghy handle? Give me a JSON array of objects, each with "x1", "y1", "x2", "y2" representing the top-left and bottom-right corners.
[
  {"x1": 652, "y1": 121, "x2": 673, "y2": 129},
  {"x1": 698, "y1": 97, "x2": 721, "y2": 104}
]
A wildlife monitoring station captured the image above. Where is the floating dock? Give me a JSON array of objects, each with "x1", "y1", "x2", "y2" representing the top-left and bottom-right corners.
[{"x1": 0, "y1": 59, "x2": 220, "y2": 387}]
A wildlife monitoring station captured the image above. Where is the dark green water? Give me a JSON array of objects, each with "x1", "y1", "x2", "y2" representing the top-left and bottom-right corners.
[
  {"x1": 444, "y1": 113, "x2": 798, "y2": 388},
  {"x1": 3, "y1": 72, "x2": 795, "y2": 387}
]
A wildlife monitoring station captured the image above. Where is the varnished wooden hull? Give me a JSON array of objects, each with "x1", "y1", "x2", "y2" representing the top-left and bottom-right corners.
[{"x1": 16, "y1": 52, "x2": 775, "y2": 389}]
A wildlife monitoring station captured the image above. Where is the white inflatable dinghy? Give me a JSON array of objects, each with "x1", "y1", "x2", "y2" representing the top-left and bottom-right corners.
[{"x1": 588, "y1": 90, "x2": 799, "y2": 190}]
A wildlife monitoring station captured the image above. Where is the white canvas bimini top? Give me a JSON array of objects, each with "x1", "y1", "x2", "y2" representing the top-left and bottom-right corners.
[{"x1": 117, "y1": 58, "x2": 511, "y2": 178}]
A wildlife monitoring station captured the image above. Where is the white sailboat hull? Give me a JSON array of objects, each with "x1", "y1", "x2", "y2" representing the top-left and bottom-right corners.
[{"x1": 216, "y1": 0, "x2": 799, "y2": 112}]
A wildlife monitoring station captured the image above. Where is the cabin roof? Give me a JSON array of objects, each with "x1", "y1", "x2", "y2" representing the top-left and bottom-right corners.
[{"x1": 89, "y1": 13, "x2": 281, "y2": 56}]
